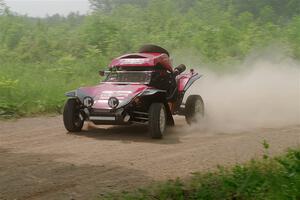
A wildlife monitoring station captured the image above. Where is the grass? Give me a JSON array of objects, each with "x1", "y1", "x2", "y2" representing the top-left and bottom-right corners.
[
  {"x1": 0, "y1": 59, "x2": 104, "y2": 118},
  {"x1": 104, "y1": 148, "x2": 300, "y2": 200}
]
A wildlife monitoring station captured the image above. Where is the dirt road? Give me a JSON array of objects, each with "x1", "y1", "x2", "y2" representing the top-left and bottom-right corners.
[{"x1": 0, "y1": 116, "x2": 299, "y2": 200}]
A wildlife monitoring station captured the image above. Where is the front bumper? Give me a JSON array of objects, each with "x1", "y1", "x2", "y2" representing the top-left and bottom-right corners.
[{"x1": 87, "y1": 108, "x2": 131, "y2": 125}]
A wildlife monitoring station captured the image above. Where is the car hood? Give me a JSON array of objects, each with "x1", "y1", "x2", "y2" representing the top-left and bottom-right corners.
[{"x1": 77, "y1": 83, "x2": 149, "y2": 109}]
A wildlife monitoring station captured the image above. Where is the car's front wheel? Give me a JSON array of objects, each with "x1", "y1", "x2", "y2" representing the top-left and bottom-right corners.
[
  {"x1": 148, "y1": 103, "x2": 166, "y2": 139},
  {"x1": 63, "y1": 99, "x2": 84, "y2": 132},
  {"x1": 185, "y1": 95, "x2": 204, "y2": 125}
]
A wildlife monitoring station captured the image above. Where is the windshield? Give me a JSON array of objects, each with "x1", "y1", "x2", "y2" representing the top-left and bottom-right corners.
[{"x1": 104, "y1": 71, "x2": 152, "y2": 84}]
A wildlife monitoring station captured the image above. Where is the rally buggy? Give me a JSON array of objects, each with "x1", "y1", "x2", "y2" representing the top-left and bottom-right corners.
[{"x1": 63, "y1": 45, "x2": 204, "y2": 139}]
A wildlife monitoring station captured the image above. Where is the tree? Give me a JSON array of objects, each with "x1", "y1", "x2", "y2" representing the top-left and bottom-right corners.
[
  {"x1": 0, "y1": 0, "x2": 7, "y2": 15},
  {"x1": 89, "y1": 0, "x2": 113, "y2": 12},
  {"x1": 89, "y1": 0, "x2": 147, "y2": 12}
]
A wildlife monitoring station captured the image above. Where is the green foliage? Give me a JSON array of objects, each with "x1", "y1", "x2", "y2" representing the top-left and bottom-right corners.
[
  {"x1": 0, "y1": 0, "x2": 6, "y2": 15},
  {"x1": 105, "y1": 148, "x2": 300, "y2": 200},
  {"x1": 1, "y1": 0, "x2": 300, "y2": 116},
  {"x1": 262, "y1": 140, "x2": 270, "y2": 160}
]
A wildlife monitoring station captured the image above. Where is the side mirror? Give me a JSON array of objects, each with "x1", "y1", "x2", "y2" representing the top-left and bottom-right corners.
[
  {"x1": 174, "y1": 64, "x2": 186, "y2": 76},
  {"x1": 99, "y1": 70, "x2": 105, "y2": 77}
]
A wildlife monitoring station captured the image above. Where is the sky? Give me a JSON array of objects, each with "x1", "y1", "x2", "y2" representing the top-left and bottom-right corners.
[{"x1": 5, "y1": 0, "x2": 91, "y2": 17}]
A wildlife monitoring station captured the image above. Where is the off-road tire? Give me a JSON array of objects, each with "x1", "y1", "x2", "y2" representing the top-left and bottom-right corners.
[
  {"x1": 185, "y1": 95, "x2": 204, "y2": 125},
  {"x1": 148, "y1": 103, "x2": 167, "y2": 139},
  {"x1": 63, "y1": 99, "x2": 84, "y2": 132}
]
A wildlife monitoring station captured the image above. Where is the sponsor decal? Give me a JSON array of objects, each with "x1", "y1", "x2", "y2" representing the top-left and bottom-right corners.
[
  {"x1": 99, "y1": 91, "x2": 132, "y2": 100},
  {"x1": 119, "y1": 58, "x2": 149, "y2": 65}
]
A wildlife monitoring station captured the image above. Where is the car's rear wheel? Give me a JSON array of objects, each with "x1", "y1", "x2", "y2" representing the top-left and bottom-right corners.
[
  {"x1": 185, "y1": 95, "x2": 204, "y2": 125},
  {"x1": 148, "y1": 103, "x2": 166, "y2": 139},
  {"x1": 63, "y1": 99, "x2": 84, "y2": 132}
]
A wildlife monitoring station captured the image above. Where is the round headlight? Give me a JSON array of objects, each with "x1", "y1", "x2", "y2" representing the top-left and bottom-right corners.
[
  {"x1": 83, "y1": 96, "x2": 94, "y2": 107},
  {"x1": 108, "y1": 97, "x2": 119, "y2": 108}
]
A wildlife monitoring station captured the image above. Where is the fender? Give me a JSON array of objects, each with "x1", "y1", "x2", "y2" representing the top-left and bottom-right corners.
[
  {"x1": 139, "y1": 89, "x2": 175, "y2": 126},
  {"x1": 65, "y1": 89, "x2": 90, "y2": 103},
  {"x1": 65, "y1": 90, "x2": 76, "y2": 98},
  {"x1": 177, "y1": 73, "x2": 202, "y2": 95},
  {"x1": 139, "y1": 88, "x2": 166, "y2": 96},
  {"x1": 175, "y1": 73, "x2": 202, "y2": 112},
  {"x1": 183, "y1": 74, "x2": 202, "y2": 92}
]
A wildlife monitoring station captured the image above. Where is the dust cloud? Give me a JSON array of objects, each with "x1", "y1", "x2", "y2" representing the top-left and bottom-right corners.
[{"x1": 187, "y1": 56, "x2": 300, "y2": 132}]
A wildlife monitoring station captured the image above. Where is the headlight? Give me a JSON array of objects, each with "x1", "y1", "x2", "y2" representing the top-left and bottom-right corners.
[
  {"x1": 83, "y1": 96, "x2": 94, "y2": 107},
  {"x1": 108, "y1": 97, "x2": 119, "y2": 108}
]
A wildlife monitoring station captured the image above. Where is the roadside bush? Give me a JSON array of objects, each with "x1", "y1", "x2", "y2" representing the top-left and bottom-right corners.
[{"x1": 105, "y1": 148, "x2": 300, "y2": 200}]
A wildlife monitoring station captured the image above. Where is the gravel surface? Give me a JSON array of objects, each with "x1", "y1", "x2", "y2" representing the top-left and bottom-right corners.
[{"x1": 0, "y1": 116, "x2": 299, "y2": 199}]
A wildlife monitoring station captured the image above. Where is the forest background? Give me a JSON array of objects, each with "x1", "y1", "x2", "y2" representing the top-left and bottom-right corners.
[{"x1": 0, "y1": 0, "x2": 299, "y2": 116}]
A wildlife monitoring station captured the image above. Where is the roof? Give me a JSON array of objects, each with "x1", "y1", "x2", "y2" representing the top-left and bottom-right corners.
[{"x1": 109, "y1": 52, "x2": 173, "y2": 72}]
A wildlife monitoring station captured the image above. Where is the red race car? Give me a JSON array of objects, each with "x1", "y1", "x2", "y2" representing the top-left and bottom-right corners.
[{"x1": 63, "y1": 45, "x2": 204, "y2": 139}]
